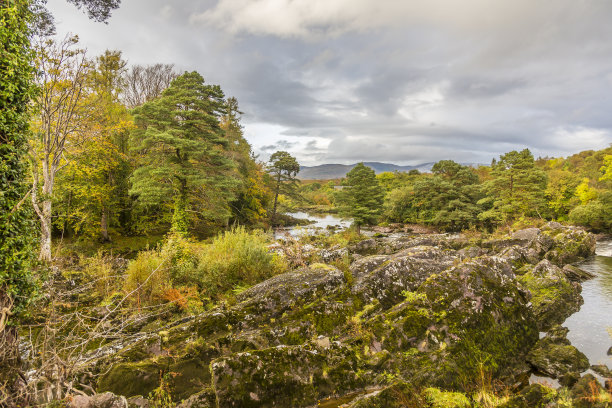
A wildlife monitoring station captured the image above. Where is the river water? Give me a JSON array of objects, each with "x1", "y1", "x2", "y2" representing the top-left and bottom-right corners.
[
  {"x1": 564, "y1": 240, "x2": 612, "y2": 366},
  {"x1": 274, "y1": 212, "x2": 352, "y2": 239}
]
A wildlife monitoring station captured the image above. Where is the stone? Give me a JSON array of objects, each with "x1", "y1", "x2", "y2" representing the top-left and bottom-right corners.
[
  {"x1": 348, "y1": 239, "x2": 379, "y2": 255},
  {"x1": 527, "y1": 333, "x2": 589, "y2": 378},
  {"x1": 69, "y1": 392, "x2": 128, "y2": 408},
  {"x1": 563, "y1": 264, "x2": 596, "y2": 282}
]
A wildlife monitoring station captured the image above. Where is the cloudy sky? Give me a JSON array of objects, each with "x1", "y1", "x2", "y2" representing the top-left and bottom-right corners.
[{"x1": 47, "y1": 0, "x2": 612, "y2": 166}]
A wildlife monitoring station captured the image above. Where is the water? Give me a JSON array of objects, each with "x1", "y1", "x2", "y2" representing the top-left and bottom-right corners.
[
  {"x1": 564, "y1": 240, "x2": 612, "y2": 366},
  {"x1": 274, "y1": 212, "x2": 352, "y2": 239}
]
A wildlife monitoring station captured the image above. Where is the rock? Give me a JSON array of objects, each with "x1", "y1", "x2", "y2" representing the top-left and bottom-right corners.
[
  {"x1": 365, "y1": 256, "x2": 537, "y2": 390},
  {"x1": 512, "y1": 228, "x2": 542, "y2": 241},
  {"x1": 544, "y1": 228, "x2": 596, "y2": 266},
  {"x1": 211, "y1": 342, "x2": 367, "y2": 408},
  {"x1": 318, "y1": 246, "x2": 348, "y2": 263},
  {"x1": 344, "y1": 382, "x2": 424, "y2": 408},
  {"x1": 352, "y1": 256, "x2": 448, "y2": 308},
  {"x1": 518, "y1": 259, "x2": 583, "y2": 331},
  {"x1": 563, "y1": 264, "x2": 596, "y2": 282},
  {"x1": 349, "y1": 255, "x2": 389, "y2": 279},
  {"x1": 570, "y1": 374, "x2": 608, "y2": 408},
  {"x1": 69, "y1": 392, "x2": 128, "y2": 408},
  {"x1": 175, "y1": 388, "x2": 216, "y2": 408},
  {"x1": 126, "y1": 396, "x2": 149, "y2": 408},
  {"x1": 498, "y1": 383, "x2": 557, "y2": 408},
  {"x1": 591, "y1": 364, "x2": 612, "y2": 378},
  {"x1": 348, "y1": 239, "x2": 379, "y2": 255},
  {"x1": 608, "y1": 346, "x2": 612, "y2": 356},
  {"x1": 527, "y1": 331, "x2": 589, "y2": 378}
]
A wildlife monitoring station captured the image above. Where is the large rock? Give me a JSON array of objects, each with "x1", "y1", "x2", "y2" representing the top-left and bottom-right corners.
[
  {"x1": 69, "y1": 392, "x2": 128, "y2": 408},
  {"x1": 527, "y1": 327, "x2": 589, "y2": 379},
  {"x1": 518, "y1": 260, "x2": 583, "y2": 331},
  {"x1": 211, "y1": 342, "x2": 367, "y2": 408}
]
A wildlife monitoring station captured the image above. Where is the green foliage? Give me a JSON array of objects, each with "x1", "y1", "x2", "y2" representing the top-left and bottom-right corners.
[
  {"x1": 267, "y1": 150, "x2": 300, "y2": 222},
  {"x1": 384, "y1": 161, "x2": 482, "y2": 231},
  {"x1": 337, "y1": 163, "x2": 384, "y2": 232},
  {"x1": 424, "y1": 388, "x2": 472, "y2": 408},
  {"x1": 124, "y1": 247, "x2": 171, "y2": 306},
  {"x1": 0, "y1": 0, "x2": 38, "y2": 318},
  {"x1": 130, "y1": 71, "x2": 239, "y2": 234},
  {"x1": 196, "y1": 226, "x2": 286, "y2": 298},
  {"x1": 479, "y1": 149, "x2": 547, "y2": 224}
]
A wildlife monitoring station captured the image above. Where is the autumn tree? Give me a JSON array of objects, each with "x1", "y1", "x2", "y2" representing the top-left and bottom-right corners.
[
  {"x1": 337, "y1": 163, "x2": 384, "y2": 234},
  {"x1": 223, "y1": 97, "x2": 272, "y2": 225},
  {"x1": 54, "y1": 50, "x2": 132, "y2": 241},
  {"x1": 30, "y1": 35, "x2": 92, "y2": 261},
  {"x1": 123, "y1": 63, "x2": 178, "y2": 108},
  {"x1": 129, "y1": 71, "x2": 238, "y2": 236},
  {"x1": 267, "y1": 151, "x2": 300, "y2": 223}
]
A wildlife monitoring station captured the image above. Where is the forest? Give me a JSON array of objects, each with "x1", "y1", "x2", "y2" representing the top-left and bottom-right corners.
[{"x1": 2, "y1": 0, "x2": 612, "y2": 407}]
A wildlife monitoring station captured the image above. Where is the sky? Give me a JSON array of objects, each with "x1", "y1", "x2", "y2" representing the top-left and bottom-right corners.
[{"x1": 46, "y1": 0, "x2": 612, "y2": 166}]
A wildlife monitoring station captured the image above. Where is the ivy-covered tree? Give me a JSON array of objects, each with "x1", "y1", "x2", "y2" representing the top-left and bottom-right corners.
[
  {"x1": 129, "y1": 71, "x2": 238, "y2": 236},
  {"x1": 267, "y1": 150, "x2": 300, "y2": 224},
  {"x1": 337, "y1": 163, "x2": 384, "y2": 234},
  {"x1": 479, "y1": 149, "x2": 547, "y2": 225},
  {"x1": 0, "y1": 0, "x2": 38, "y2": 403}
]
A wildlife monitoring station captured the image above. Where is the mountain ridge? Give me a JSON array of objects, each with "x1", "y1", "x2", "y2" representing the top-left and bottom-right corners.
[{"x1": 297, "y1": 161, "x2": 435, "y2": 180}]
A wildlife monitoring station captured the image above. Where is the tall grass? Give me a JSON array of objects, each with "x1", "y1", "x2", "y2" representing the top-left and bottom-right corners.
[{"x1": 196, "y1": 226, "x2": 286, "y2": 298}]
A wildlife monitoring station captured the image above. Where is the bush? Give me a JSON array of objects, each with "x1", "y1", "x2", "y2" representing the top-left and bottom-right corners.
[
  {"x1": 83, "y1": 251, "x2": 117, "y2": 299},
  {"x1": 124, "y1": 248, "x2": 171, "y2": 307},
  {"x1": 196, "y1": 227, "x2": 285, "y2": 298}
]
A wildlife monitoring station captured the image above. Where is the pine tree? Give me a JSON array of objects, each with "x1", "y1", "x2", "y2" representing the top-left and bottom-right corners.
[
  {"x1": 338, "y1": 163, "x2": 384, "y2": 234},
  {"x1": 479, "y1": 149, "x2": 547, "y2": 224},
  {"x1": 267, "y1": 151, "x2": 300, "y2": 224},
  {"x1": 129, "y1": 71, "x2": 238, "y2": 235}
]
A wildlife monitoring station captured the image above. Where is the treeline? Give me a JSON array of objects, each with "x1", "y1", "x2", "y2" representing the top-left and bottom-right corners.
[
  {"x1": 297, "y1": 147, "x2": 612, "y2": 232},
  {"x1": 29, "y1": 36, "x2": 280, "y2": 260}
]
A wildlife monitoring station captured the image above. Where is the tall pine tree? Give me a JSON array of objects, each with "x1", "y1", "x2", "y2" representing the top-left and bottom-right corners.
[
  {"x1": 338, "y1": 163, "x2": 384, "y2": 234},
  {"x1": 129, "y1": 71, "x2": 238, "y2": 236}
]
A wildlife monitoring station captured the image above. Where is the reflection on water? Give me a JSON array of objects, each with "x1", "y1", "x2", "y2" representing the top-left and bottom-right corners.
[
  {"x1": 564, "y1": 241, "x2": 612, "y2": 366},
  {"x1": 274, "y1": 212, "x2": 352, "y2": 239}
]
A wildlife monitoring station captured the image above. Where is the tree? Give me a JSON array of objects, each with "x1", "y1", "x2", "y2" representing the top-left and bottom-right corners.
[
  {"x1": 123, "y1": 63, "x2": 178, "y2": 108},
  {"x1": 54, "y1": 50, "x2": 132, "y2": 241},
  {"x1": 479, "y1": 149, "x2": 547, "y2": 225},
  {"x1": 267, "y1": 151, "x2": 300, "y2": 224},
  {"x1": 337, "y1": 163, "x2": 384, "y2": 234},
  {"x1": 129, "y1": 71, "x2": 238, "y2": 236},
  {"x1": 30, "y1": 35, "x2": 92, "y2": 260},
  {"x1": 0, "y1": 1, "x2": 38, "y2": 403},
  {"x1": 223, "y1": 97, "x2": 272, "y2": 225}
]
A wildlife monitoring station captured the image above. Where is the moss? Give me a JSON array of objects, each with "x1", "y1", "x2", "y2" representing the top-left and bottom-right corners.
[
  {"x1": 424, "y1": 387, "x2": 471, "y2": 408},
  {"x1": 98, "y1": 360, "x2": 163, "y2": 397}
]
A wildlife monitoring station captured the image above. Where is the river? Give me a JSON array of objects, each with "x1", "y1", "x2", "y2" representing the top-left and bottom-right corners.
[{"x1": 564, "y1": 240, "x2": 612, "y2": 366}]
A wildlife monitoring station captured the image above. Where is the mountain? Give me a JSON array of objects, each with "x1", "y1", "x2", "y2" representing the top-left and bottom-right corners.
[{"x1": 297, "y1": 162, "x2": 436, "y2": 180}]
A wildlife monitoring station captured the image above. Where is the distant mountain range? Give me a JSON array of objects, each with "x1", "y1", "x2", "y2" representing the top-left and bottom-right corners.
[{"x1": 297, "y1": 162, "x2": 436, "y2": 180}]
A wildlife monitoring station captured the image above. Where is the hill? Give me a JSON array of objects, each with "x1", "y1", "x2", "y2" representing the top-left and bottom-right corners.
[{"x1": 297, "y1": 161, "x2": 435, "y2": 180}]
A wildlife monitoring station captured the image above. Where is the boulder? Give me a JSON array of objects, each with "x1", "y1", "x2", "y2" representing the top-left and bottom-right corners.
[
  {"x1": 563, "y1": 264, "x2": 596, "y2": 282},
  {"x1": 69, "y1": 392, "x2": 128, "y2": 408},
  {"x1": 527, "y1": 329, "x2": 589, "y2": 378},
  {"x1": 518, "y1": 260, "x2": 583, "y2": 331}
]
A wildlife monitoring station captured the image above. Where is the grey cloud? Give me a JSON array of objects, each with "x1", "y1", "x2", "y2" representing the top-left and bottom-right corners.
[{"x1": 48, "y1": 0, "x2": 612, "y2": 166}]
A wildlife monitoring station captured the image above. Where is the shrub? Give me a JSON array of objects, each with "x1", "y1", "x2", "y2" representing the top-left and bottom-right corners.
[
  {"x1": 83, "y1": 251, "x2": 117, "y2": 298},
  {"x1": 123, "y1": 248, "x2": 171, "y2": 307},
  {"x1": 196, "y1": 226, "x2": 285, "y2": 298}
]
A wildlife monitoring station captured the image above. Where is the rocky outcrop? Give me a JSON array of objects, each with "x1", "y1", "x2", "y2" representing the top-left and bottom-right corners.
[
  {"x1": 87, "y1": 225, "x2": 596, "y2": 407},
  {"x1": 527, "y1": 326, "x2": 589, "y2": 379}
]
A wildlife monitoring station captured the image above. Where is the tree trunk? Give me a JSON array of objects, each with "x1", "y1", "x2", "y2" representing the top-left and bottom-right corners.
[
  {"x1": 100, "y1": 207, "x2": 110, "y2": 242},
  {"x1": 39, "y1": 199, "x2": 52, "y2": 261},
  {"x1": 0, "y1": 292, "x2": 29, "y2": 406},
  {"x1": 271, "y1": 173, "x2": 281, "y2": 225},
  {"x1": 356, "y1": 223, "x2": 361, "y2": 235}
]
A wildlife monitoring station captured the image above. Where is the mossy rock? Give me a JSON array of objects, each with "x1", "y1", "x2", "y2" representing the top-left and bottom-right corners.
[
  {"x1": 98, "y1": 360, "x2": 162, "y2": 398},
  {"x1": 344, "y1": 382, "x2": 427, "y2": 407},
  {"x1": 518, "y1": 259, "x2": 583, "y2": 331},
  {"x1": 211, "y1": 342, "x2": 369, "y2": 408},
  {"x1": 498, "y1": 383, "x2": 557, "y2": 408},
  {"x1": 570, "y1": 374, "x2": 612, "y2": 408},
  {"x1": 423, "y1": 387, "x2": 471, "y2": 407},
  {"x1": 527, "y1": 332, "x2": 589, "y2": 379},
  {"x1": 544, "y1": 229, "x2": 596, "y2": 266}
]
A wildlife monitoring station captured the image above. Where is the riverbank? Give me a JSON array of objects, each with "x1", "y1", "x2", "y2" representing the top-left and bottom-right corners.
[{"x1": 27, "y1": 221, "x2": 612, "y2": 408}]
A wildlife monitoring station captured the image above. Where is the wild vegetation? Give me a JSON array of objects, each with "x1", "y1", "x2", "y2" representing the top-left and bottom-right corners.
[{"x1": 1, "y1": 0, "x2": 611, "y2": 406}]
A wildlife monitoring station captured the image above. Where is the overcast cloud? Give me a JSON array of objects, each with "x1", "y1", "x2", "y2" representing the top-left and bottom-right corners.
[{"x1": 47, "y1": 0, "x2": 612, "y2": 165}]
